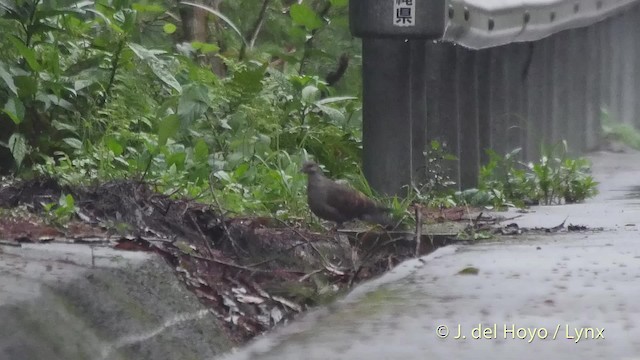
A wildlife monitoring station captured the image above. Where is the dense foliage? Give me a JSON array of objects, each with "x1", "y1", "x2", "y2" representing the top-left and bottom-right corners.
[
  {"x1": 0, "y1": 0, "x2": 599, "y2": 223},
  {"x1": 463, "y1": 142, "x2": 598, "y2": 208},
  {"x1": 0, "y1": 0, "x2": 363, "y2": 219}
]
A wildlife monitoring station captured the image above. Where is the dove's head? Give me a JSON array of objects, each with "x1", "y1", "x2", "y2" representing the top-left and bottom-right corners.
[{"x1": 300, "y1": 161, "x2": 322, "y2": 175}]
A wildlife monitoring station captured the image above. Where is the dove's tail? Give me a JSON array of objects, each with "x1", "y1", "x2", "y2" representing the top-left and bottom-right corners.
[{"x1": 360, "y1": 207, "x2": 394, "y2": 230}]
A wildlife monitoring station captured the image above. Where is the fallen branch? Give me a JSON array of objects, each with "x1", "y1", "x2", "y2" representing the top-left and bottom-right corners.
[
  {"x1": 208, "y1": 173, "x2": 247, "y2": 256},
  {"x1": 298, "y1": 268, "x2": 323, "y2": 282},
  {"x1": 188, "y1": 212, "x2": 216, "y2": 257}
]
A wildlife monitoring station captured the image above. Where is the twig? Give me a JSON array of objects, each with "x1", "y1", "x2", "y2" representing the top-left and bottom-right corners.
[
  {"x1": 208, "y1": 173, "x2": 247, "y2": 256},
  {"x1": 472, "y1": 211, "x2": 483, "y2": 227},
  {"x1": 297, "y1": 1, "x2": 331, "y2": 75},
  {"x1": 238, "y1": 0, "x2": 271, "y2": 60},
  {"x1": 244, "y1": 240, "x2": 310, "y2": 268},
  {"x1": 348, "y1": 263, "x2": 365, "y2": 288},
  {"x1": 298, "y1": 268, "x2": 323, "y2": 282},
  {"x1": 548, "y1": 217, "x2": 568, "y2": 232},
  {"x1": 496, "y1": 214, "x2": 524, "y2": 223},
  {"x1": 273, "y1": 218, "x2": 349, "y2": 273},
  {"x1": 354, "y1": 225, "x2": 397, "y2": 265},
  {"x1": 188, "y1": 212, "x2": 215, "y2": 257},
  {"x1": 190, "y1": 253, "x2": 269, "y2": 273}
]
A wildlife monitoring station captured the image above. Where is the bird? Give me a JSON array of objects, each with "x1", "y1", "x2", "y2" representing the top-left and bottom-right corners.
[{"x1": 300, "y1": 161, "x2": 393, "y2": 229}]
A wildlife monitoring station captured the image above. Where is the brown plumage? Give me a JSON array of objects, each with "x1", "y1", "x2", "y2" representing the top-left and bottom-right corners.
[{"x1": 300, "y1": 161, "x2": 392, "y2": 229}]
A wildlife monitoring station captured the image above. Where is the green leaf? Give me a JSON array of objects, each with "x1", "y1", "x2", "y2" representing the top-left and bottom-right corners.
[
  {"x1": 290, "y1": 4, "x2": 323, "y2": 31},
  {"x1": 14, "y1": 75, "x2": 37, "y2": 98},
  {"x1": 9, "y1": 35, "x2": 40, "y2": 71},
  {"x1": 213, "y1": 170, "x2": 231, "y2": 182},
  {"x1": 158, "y1": 114, "x2": 180, "y2": 146},
  {"x1": 148, "y1": 58, "x2": 181, "y2": 92},
  {"x1": 63, "y1": 137, "x2": 83, "y2": 149},
  {"x1": 105, "y1": 137, "x2": 123, "y2": 155},
  {"x1": 46, "y1": 95, "x2": 74, "y2": 111},
  {"x1": 457, "y1": 266, "x2": 480, "y2": 275},
  {"x1": 316, "y1": 104, "x2": 345, "y2": 123},
  {"x1": 128, "y1": 43, "x2": 181, "y2": 92},
  {"x1": 166, "y1": 151, "x2": 186, "y2": 169},
  {"x1": 74, "y1": 79, "x2": 95, "y2": 91},
  {"x1": 315, "y1": 96, "x2": 358, "y2": 105},
  {"x1": 177, "y1": 84, "x2": 209, "y2": 126},
  {"x1": 0, "y1": 62, "x2": 18, "y2": 95},
  {"x1": 0, "y1": 0, "x2": 19, "y2": 16},
  {"x1": 63, "y1": 55, "x2": 105, "y2": 76},
  {"x1": 132, "y1": 3, "x2": 165, "y2": 13},
  {"x1": 191, "y1": 41, "x2": 220, "y2": 54},
  {"x1": 8, "y1": 133, "x2": 27, "y2": 167},
  {"x1": 219, "y1": 118, "x2": 232, "y2": 130},
  {"x1": 58, "y1": 193, "x2": 75, "y2": 208},
  {"x1": 227, "y1": 65, "x2": 267, "y2": 102},
  {"x1": 163, "y1": 23, "x2": 177, "y2": 34},
  {"x1": 113, "y1": 9, "x2": 137, "y2": 33},
  {"x1": 51, "y1": 120, "x2": 78, "y2": 134},
  {"x1": 301, "y1": 85, "x2": 320, "y2": 102},
  {"x1": 3, "y1": 97, "x2": 25, "y2": 124},
  {"x1": 194, "y1": 139, "x2": 209, "y2": 162}
]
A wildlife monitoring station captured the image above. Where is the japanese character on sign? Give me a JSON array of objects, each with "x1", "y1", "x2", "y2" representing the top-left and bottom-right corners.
[{"x1": 394, "y1": 0, "x2": 415, "y2": 27}]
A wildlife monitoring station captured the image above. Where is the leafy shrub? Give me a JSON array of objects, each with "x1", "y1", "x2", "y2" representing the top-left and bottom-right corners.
[{"x1": 477, "y1": 142, "x2": 598, "y2": 208}]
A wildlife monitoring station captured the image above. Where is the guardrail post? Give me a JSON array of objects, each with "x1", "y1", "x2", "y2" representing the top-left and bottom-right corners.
[
  {"x1": 505, "y1": 44, "x2": 528, "y2": 157},
  {"x1": 524, "y1": 40, "x2": 548, "y2": 162},
  {"x1": 425, "y1": 42, "x2": 460, "y2": 188},
  {"x1": 541, "y1": 37, "x2": 555, "y2": 153},
  {"x1": 476, "y1": 49, "x2": 492, "y2": 166},
  {"x1": 551, "y1": 31, "x2": 571, "y2": 147},
  {"x1": 599, "y1": 17, "x2": 613, "y2": 119},
  {"x1": 567, "y1": 28, "x2": 588, "y2": 153},
  {"x1": 350, "y1": 0, "x2": 445, "y2": 196},
  {"x1": 361, "y1": 38, "x2": 415, "y2": 196},
  {"x1": 410, "y1": 41, "x2": 428, "y2": 187},
  {"x1": 586, "y1": 24, "x2": 602, "y2": 150},
  {"x1": 351, "y1": 0, "x2": 640, "y2": 195},
  {"x1": 609, "y1": 16, "x2": 623, "y2": 124},
  {"x1": 488, "y1": 46, "x2": 508, "y2": 156},
  {"x1": 456, "y1": 47, "x2": 479, "y2": 189},
  {"x1": 620, "y1": 11, "x2": 637, "y2": 126}
]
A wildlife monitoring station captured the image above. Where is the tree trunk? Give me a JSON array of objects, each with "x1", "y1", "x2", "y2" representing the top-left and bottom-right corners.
[{"x1": 178, "y1": 0, "x2": 226, "y2": 77}]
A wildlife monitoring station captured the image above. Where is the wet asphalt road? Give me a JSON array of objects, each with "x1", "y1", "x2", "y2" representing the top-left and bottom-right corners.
[{"x1": 220, "y1": 151, "x2": 640, "y2": 360}]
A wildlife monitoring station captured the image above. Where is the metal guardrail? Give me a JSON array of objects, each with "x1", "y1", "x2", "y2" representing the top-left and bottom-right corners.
[
  {"x1": 445, "y1": 0, "x2": 640, "y2": 48},
  {"x1": 349, "y1": 0, "x2": 640, "y2": 196}
]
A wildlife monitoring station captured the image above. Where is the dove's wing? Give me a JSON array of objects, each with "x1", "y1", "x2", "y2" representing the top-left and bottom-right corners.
[{"x1": 324, "y1": 181, "x2": 380, "y2": 220}]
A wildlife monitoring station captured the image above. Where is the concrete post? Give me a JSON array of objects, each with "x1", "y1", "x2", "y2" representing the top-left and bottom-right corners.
[
  {"x1": 524, "y1": 39, "x2": 548, "y2": 162},
  {"x1": 425, "y1": 42, "x2": 460, "y2": 189},
  {"x1": 620, "y1": 11, "x2": 637, "y2": 126},
  {"x1": 456, "y1": 47, "x2": 480, "y2": 189},
  {"x1": 585, "y1": 24, "x2": 602, "y2": 150},
  {"x1": 567, "y1": 28, "x2": 588, "y2": 154},
  {"x1": 551, "y1": 31, "x2": 571, "y2": 146},
  {"x1": 488, "y1": 46, "x2": 509, "y2": 156},
  {"x1": 476, "y1": 49, "x2": 492, "y2": 165},
  {"x1": 361, "y1": 38, "x2": 409, "y2": 196}
]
